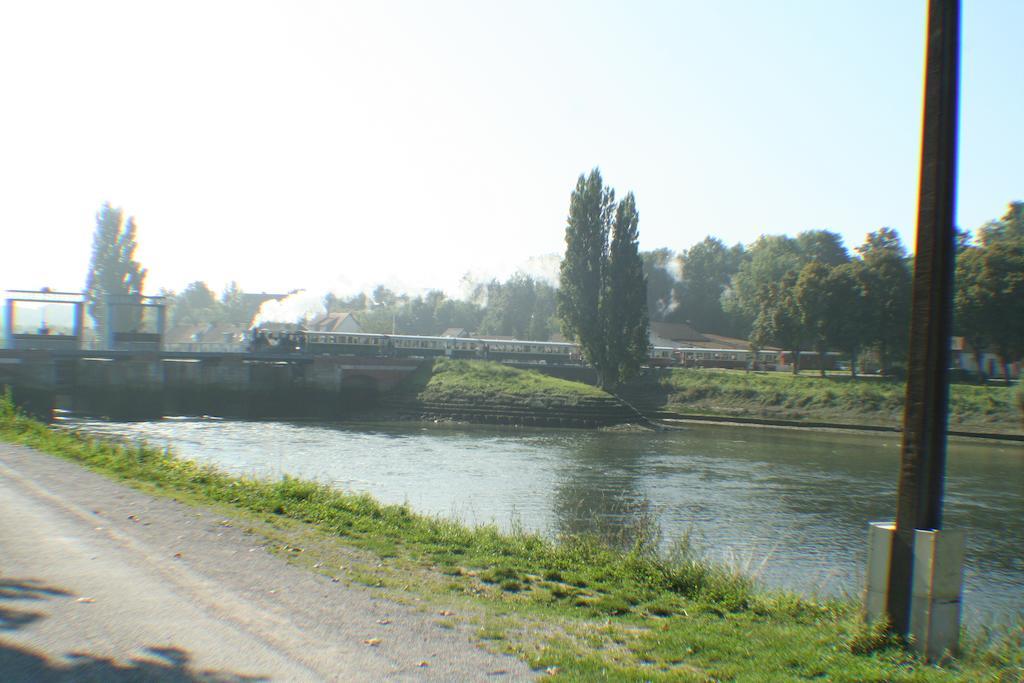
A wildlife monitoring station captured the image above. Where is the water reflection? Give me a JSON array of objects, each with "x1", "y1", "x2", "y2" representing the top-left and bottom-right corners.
[
  {"x1": 65, "y1": 417, "x2": 1023, "y2": 626},
  {"x1": 550, "y1": 433, "x2": 653, "y2": 547}
]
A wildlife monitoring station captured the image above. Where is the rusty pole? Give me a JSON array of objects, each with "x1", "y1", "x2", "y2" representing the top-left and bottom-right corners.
[{"x1": 886, "y1": 0, "x2": 960, "y2": 637}]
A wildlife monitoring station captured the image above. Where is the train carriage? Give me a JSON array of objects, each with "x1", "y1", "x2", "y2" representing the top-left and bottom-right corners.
[
  {"x1": 299, "y1": 331, "x2": 389, "y2": 356},
  {"x1": 648, "y1": 346, "x2": 677, "y2": 367},
  {"x1": 483, "y1": 339, "x2": 577, "y2": 364},
  {"x1": 679, "y1": 348, "x2": 749, "y2": 369},
  {"x1": 390, "y1": 334, "x2": 446, "y2": 358},
  {"x1": 251, "y1": 326, "x2": 795, "y2": 373}
]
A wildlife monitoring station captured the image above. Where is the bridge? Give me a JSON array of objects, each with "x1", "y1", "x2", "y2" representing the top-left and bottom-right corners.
[
  {"x1": 0, "y1": 348, "x2": 423, "y2": 421},
  {"x1": 1, "y1": 289, "x2": 424, "y2": 420}
]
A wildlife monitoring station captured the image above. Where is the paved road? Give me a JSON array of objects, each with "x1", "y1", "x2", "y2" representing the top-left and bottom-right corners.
[{"x1": 0, "y1": 443, "x2": 535, "y2": 681}]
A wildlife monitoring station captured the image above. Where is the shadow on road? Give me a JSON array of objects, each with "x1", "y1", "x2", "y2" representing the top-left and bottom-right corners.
[
  {"x1": 0, "y1": 578, "x2": 70, "y2": 633},
  {"x1": 0, "y1": 643, "x2": 270, "y2": 682},
  {"x1": 0, "y1": 578, "x2": 268, "y2": 681}
]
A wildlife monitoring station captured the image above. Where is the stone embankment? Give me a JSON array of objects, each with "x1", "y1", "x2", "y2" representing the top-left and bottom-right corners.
[{"x1": 379, "y1": 393, "x2": 637, "y2": 428}]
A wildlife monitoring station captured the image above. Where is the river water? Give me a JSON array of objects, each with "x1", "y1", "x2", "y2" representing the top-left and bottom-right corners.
[{"x1": 67, "y1": 417, "x2": 1022, "y2": 628}]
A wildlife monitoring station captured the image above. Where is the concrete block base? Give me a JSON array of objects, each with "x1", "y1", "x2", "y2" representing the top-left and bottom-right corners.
[{"x1": 865, "y1": 521, "x2": 965, "y2": 661}]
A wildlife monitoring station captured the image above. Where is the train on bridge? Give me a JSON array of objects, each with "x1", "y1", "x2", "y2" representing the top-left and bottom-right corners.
[{"x1": 248, "y1": 328, "x2": 797, "y2": 371}]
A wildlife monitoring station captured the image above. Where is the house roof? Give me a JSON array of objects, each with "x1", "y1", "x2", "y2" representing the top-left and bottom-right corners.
[
  {"x1": 695, "y1": 333, "x2": 756, "y2": 350},
  {"x1": 309, "y1": 311, "x2": 362, "y2": 333},
  {"x1": 649, "y1": 321, "x2": 707, "y2": 342},
  {"x1": 441, "y1": 327, "x2": 469, "y2": 337},
  {"x1": 649, "y1": 333, "x2": 678, "y2": 348}
]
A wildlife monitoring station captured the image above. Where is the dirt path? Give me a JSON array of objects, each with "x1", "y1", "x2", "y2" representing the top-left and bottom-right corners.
[{"x1": 0, "y1": 443, "x2": 535, "y2": 681}]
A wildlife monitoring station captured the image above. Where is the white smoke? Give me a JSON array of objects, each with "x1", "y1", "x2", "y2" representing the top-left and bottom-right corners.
[
  {"x1": 246, "y1": 252, "x2": 568, "y2": 329},
  {"x1": 516, "y1": 253, "x2": 561, "y2": 285},
  {"x1": 249, "y1": 290, "x2": 326, "y2": 328}
]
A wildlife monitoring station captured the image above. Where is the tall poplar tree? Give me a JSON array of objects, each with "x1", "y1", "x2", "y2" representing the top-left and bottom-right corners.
[
  {"x1": 604, "y1": 193, "x2": 649, "y2": 385},
  {"x1": 84, "y1": 203, "x2": 147, "y2": 336},
  {"x1": 558, "y1": 169, "x2": 648, "y2": 388}
]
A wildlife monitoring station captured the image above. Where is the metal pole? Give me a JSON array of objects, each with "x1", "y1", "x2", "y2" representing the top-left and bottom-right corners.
[{"x1": 886, "y1": 0, "x2": 960, "y2": 637}]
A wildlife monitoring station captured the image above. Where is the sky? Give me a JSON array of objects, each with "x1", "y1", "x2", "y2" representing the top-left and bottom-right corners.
[{"x1": 1, "y1": 0, "x2": 1021, "y2": 301}]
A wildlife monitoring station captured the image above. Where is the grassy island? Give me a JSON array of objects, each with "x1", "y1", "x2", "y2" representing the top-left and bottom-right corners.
[
  {"x1": 417, "y1": 359, "x2": 608, "y2": 404},
  {"x1": 391, "y1": 359, "x2": 635, "y2": 427},
  {"x1": 1, "y1": 395, "x2": 1019, "y2": 681}
]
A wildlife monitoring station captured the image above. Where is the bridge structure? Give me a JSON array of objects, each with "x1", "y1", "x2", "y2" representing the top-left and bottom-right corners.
[
  {"x1": 2, "y1": 289, "x2": 423, "y2": 420},
  {"x1": 0, "y1": 347, "x2": 423, "y2": 421}
]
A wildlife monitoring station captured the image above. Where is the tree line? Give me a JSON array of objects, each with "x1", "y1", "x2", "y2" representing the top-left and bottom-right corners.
[
  {"x1": 84, "y1": 194, "x2": 1021, "y2": 383},
  {"x1": 641, "y1": 202, "x2": 1023, "y2": 379}
]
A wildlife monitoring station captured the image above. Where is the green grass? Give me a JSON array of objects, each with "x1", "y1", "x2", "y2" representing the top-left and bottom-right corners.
[
  {"x1": 1, "y1": 392, "x2": 1020, "y2": 681},
  {"x1": 414, "y1": 358, "x2": 609, "y2": 405},
  {"x1": 635, "y1": 369, "x2": 1021, "y2": 433}
]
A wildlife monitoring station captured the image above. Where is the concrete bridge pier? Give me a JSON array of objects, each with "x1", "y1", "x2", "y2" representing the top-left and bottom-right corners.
[{"x1": 72, "y1": 356, "x2": 166, "y2": 420}]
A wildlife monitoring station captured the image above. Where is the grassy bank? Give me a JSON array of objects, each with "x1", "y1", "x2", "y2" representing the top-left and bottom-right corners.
[
  {"x1": 1, "y1": 397, "x2": 1020, "y2": 681},
  {"x1": 412, "y1": 358, "x2": 608, "y2": 404},
  {"x1": 392, "y1": 359, "x2": 633, "y2": 426},
  {"x1": 624, "y1": 369, "x2": 1022, "y2": 434}
]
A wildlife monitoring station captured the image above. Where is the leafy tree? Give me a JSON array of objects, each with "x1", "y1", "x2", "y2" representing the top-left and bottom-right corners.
[
  {"x1": 827, "y1": 261, "x2": 872, "y2": 377},
  {"x1": 751, "y1": 271, "x2": 804, "y2": 374},
  {"x1": 985, "y1": 246, "x2": 1024, "y2": 383},
  {"x1": 857, "y1": 228, "x2": 912, "y2": 373},
  {"x1": 675, "y1": 237, "x2": 746, "y2": 335},
  {"x1": 479, "y1": 274, "x2": 557, "y2": 341},
  {"x1": 953, "y1": 246, "x2": 993, "y2": 382},
  {"x1": 794, "y1": 262, "x2": 835, "y2": 377},
  {"x1": 979, "y1": 201, "x2": 1024, "y2": 245},
  {"x1": 724, "y1": 235, "x2": 803, "y2": 330},
  {"x1": 954, "y1": 228, "x2": 973, "y2": 254},
  {"x1": 359, "y1": 287, "x2": 486, "y2": 336},
  {"x1": 968, "y1": 214, "x2": 1024, "y2": 381},
  {"x1": 409, "y1": 290, "x2": 448, "y2": 334},
  {"x1": 360, "y1": 303, "x2": 399, "y2": 334},
  {"x1": 791, "y1": 256, "x2": 867, "y2": 377},
  {"x1": 371, "y1": 285, "x2": 399, "y2": 307},
  {"x1": 434, "y1": 297, "x2": 485, "y2": 335},
  {"x1": 172, "y1": 281, "x2": 220, "y2": 326},
  {"x1": 558, "y1": 169, "x2": 648, "y2": 388},
  {"x1": 324, "y1": 291, "x2": 369, "y2": 313},
  {"x1": 479, "y1": 277, "x2": 533, "y2": 339},
  {"x1": 85, "y1": 203, "x2": 147, "y2": 336},
  {"x1": 796, "y1": 229, "x2": 850, "y2": 267}
]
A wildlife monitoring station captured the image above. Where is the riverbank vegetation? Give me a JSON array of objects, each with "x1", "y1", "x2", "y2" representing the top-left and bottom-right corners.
[
  {"x1": 414, "y1": 359, "x2": 607, "y2": 404},
  {"x1": 2, "y1": 395, "x2": 1019, "y2": 681},
  {"x1": 623, "y1": 368, "x2": 1022, "y2": 434}
]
